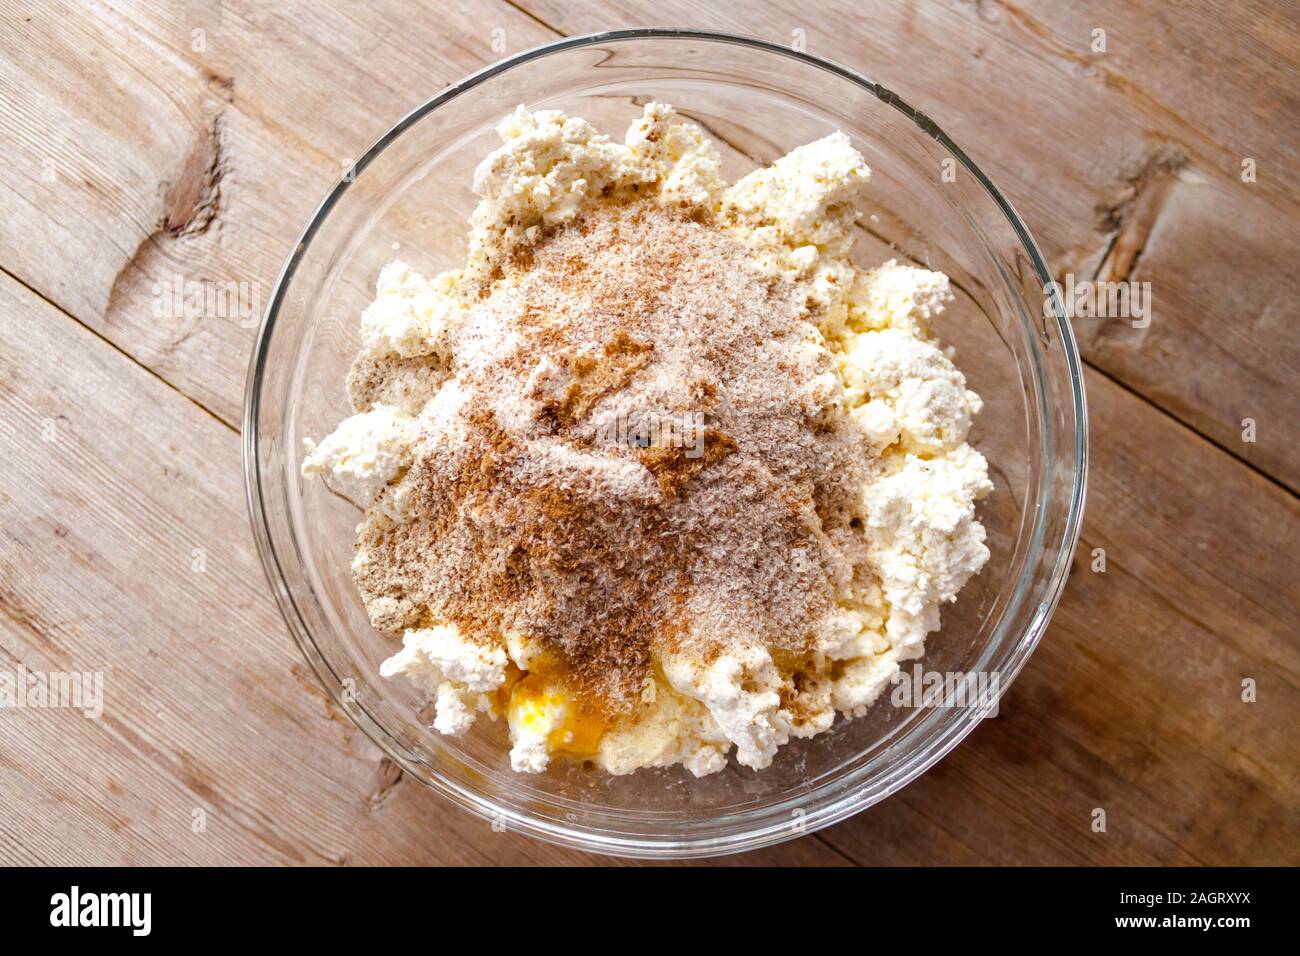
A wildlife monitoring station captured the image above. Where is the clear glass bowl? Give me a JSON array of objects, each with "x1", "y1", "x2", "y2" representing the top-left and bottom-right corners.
[{"x1": 243, "y1": 29, "x2": 1087, "y2": 859}]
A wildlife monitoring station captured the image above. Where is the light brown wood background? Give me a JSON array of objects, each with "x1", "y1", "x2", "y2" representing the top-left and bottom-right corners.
[{"x1": 1, "y1": 0, "x2": 1296, "y2": 866}]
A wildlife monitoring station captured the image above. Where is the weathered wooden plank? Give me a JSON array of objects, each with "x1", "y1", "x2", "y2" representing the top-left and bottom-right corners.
[
  {"x1": 0, "y1": 0, "x2": 560, "y2": 426},
  {"x1": 1, "y1": 1, "x2": 302, "y2": 423},
  {"x1": 512, "y1": 0, "x2": 1300, "y2": 487},
  {"x1": 0, "y1": 272, "x2": 852, "y2": 864},
  {"x1": 1012, "y1": 0, "x2": 1300, "y2": 181}
]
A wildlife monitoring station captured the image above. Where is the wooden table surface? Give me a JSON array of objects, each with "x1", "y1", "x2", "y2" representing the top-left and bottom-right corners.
[{"x1": 2, "y1": 0, "x2": 1296, "y2": 866}]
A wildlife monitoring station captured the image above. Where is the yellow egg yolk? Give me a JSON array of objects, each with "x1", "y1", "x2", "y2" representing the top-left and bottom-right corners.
[{"x1": 507, "y1": 671, "x2": 607, "y2": 759}]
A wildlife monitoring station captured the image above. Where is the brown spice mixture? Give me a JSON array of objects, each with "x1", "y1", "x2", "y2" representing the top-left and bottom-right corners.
[{"x1": 352, "y1": 199, "x2": 878, "y2": 713}]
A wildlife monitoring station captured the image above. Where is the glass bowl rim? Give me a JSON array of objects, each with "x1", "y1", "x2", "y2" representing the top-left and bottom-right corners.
[{"x1": 242, "y1": 27, "x2": 1089, "y2": 859}]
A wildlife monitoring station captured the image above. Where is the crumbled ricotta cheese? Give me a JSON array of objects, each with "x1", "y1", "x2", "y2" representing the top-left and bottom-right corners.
[
  {"x1": 467, "y1": 106, "x2": 641, "y2": 275},
  {"x1": 625, "y1": 102, "x2": 725, "y2": 208},
  {"x1": 722, "y1": 131, "x2": 870, "y2": 254},
  {"x1": 719, "y1": 131, "x2": 871, "y2": 328},
  {"x1": 661, "y1": 645, "x2": 792, "y2": 771},
  {"x1": 831, "y1": 649, "x2": 905, "y2": 716},
  {"x1": 300, "y1": 404, "x2": 418, "y2": 507},
  {"x1": 840, "y1": 326, "x2": 983, "y2": 455},
  {"x1": 849, "y1": 260, "x2": 954, "y2": 335},
  {"x1": 597, "y1": 685, "x2": 730, "y2": 777},
  {"x1": 359, "y1": 261, "x2": 463, "y2": 359},
  {"x1": 861, "y1": 444, "x2": 993, "y2": 655},
  {"x1": 378, "y1": 625, "x2": 507, "y2": 736},
  {"x1": 466, "y1": 102, "x2": 721, "y2": 276}
]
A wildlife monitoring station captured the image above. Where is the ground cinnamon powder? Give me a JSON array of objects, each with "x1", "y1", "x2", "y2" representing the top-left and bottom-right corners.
[{"x1": 352, "y1": 200, "x2": 878, "y2": 715}]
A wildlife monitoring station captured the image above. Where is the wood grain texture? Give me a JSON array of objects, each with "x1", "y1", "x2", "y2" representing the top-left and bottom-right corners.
[
  {"x1": 0, "y1": 0, "x2": 1296, "y2": 865},
  {"x1": 0, "y1": 0, "x2": 559, "y2": 425}
]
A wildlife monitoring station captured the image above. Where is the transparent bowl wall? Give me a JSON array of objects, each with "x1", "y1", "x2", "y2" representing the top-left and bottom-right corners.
[{"x1": 244, "y1": 31, "x2": 1086, "y2": 858}]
